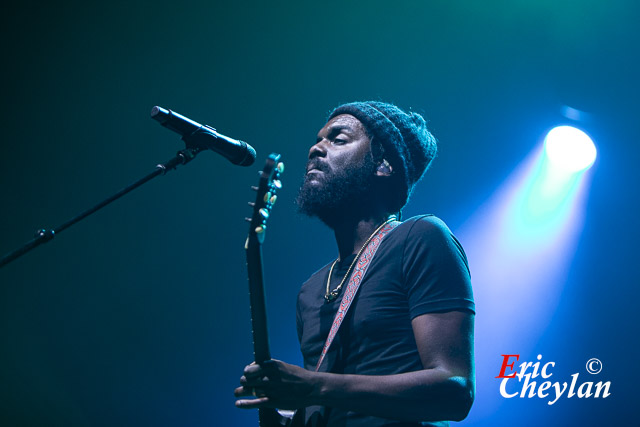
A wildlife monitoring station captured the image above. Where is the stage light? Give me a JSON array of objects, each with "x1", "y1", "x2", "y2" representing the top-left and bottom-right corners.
[
  {"x1": 544, "y1": 126, "x2": 596, "y2": 173},
  {"x1": 454, "y1": 122, "x2": 597, "y2": 423}
]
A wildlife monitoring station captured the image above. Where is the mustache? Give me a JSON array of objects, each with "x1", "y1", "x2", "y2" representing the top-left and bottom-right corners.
[{"x1": 306, "y1": 158, "x2": 329, "y2": 173}]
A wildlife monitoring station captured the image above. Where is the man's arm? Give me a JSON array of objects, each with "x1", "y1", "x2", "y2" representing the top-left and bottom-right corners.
[{"x1": 235, "y1": 310, "x2": 474, "y2": 422}]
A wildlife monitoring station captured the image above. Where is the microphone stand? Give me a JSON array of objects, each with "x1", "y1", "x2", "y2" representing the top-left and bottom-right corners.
[{"x1": 0, "y1": 146, "x2": 203, "y2": 269}]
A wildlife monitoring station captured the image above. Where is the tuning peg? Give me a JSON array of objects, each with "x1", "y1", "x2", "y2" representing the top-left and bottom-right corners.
[
  {"x1": 259, "y1": 208, "x2": 270, "y2": 219},
  {"x1": 272, "y1": 179, "x2": 282, "y2": 189},
  {"x1": 251, "y1": 186, "x2": 259, "y2": 191},
  {"x1": 248, "y1": 202, "x2": 255, "y2": 207},
  {"x1": 255, "y1": 225, "x2": 266, "y2": 234},
  {"x1": 269, "y1": 194, "x2": 277, "y2": 204},
  {"x1": 244, "y1": 217, "x2": 252, "y2": 223},
  {"x1": 264, "y1": 192, "x2": 271, "y2": 203},
  {"x1": 277, "y1": 162, "x2": 285, "y2": 173}
]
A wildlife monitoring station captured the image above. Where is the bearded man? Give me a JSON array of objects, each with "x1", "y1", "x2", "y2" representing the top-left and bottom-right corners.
[{"x1": 235, "y1": 101, "x2": 475, "y2": 427}]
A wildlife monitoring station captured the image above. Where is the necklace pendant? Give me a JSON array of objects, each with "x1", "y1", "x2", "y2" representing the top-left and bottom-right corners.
[{"x1": 324, "y1": 292, "x2": 338, "y2": 303}]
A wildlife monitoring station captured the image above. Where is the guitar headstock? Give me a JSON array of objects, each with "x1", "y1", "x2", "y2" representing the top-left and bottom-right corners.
[{"x1": 245, "y1": 153, "x2": 284, "y2": 248}]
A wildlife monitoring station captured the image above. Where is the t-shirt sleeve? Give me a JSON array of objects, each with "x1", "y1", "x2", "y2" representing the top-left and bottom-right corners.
[{"x1": 402, "y1": 215, "x2": 475, "y2": 318}]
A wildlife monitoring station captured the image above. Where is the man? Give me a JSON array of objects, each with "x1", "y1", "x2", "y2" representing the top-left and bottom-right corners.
[{"x1": 235, "y1": 101, "x2": 475, "y2": 426}]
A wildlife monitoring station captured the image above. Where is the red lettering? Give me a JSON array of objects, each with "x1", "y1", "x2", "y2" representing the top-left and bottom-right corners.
[{"x1": 496, "y1": 354, "x2": 520, "y2": 378}]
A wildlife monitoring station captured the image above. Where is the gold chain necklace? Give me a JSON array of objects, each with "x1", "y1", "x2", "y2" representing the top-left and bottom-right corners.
[{"x1": 324, "y1": 216, "x2": 396, "y2": 303}]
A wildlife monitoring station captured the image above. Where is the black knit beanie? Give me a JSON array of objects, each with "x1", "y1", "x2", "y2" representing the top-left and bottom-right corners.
[{"x1": 328, "y1": 101, "x2": 437, "y2": 210}]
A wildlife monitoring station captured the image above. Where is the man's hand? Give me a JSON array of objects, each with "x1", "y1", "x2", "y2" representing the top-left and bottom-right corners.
[
  {"x1": 234, "y1": 359, "x2": 317, "y2": 410},
  {"x1": 234, "y1": 311, "x2": 474, "y2": 421}
]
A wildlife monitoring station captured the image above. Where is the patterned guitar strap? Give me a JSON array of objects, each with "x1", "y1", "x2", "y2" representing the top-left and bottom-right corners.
[{"x1": 315, "y1": 219, "x2": 400, "y2": 372}]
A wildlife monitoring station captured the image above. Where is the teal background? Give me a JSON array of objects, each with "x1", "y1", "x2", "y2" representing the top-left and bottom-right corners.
[{"x1": 1, "y1": 1, "x2": 638, "y2": 425}]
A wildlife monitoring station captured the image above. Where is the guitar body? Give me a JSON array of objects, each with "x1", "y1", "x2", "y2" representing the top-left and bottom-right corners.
[
  {"x1": 260, "y1": 408, "x2": 305, "y2": 427},
  {"x1": 259, "y1": 408, "x2": 289, "y2": 427}
]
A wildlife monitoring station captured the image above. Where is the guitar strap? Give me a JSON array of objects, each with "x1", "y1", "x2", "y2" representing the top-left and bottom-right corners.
[{"x1": 315, "y1": 220, "x2": 400, "y2": 372}]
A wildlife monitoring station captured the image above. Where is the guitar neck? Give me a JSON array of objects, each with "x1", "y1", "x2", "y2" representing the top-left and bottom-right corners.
[
  {"x1": 246, "y1": 242, "x2": 271, "y2": 363},
  {"x1": 243, "y1": 154, "x2": 288, "y2": 427}
]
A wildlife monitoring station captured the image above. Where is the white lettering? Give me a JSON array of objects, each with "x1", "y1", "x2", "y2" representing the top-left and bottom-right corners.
[
  {"x1": 498, "y1": 357, "x2": 612, "y2": 405},
  {"x1": 548, "y1": 382, "x2": 567, "y2": 405},
  {"x1": 568, "y1": 373, "x2": 579, "y2": 398},
  {"x1": 517, "y1": 361, "x2": 533, "y2": 380},
  {"x1": 531, "y1": 354, "x2": 543, "y2": 378},
  {"x1": 541, "y1": 362, "x2": 554, "y2": 378},
  {"x1": 520, "y1": 375, "x2": 537, "y2": 398},
  {"x1": 537, "y1": 381, "x2": 551, "y2": 398},
  {"x1": 577, "y1": 381, "x2": 593, "y2": 398},
  {"x1": 594, "y1": 381, "x2": 611, "y2": 398},
  {"x1": 500, "y1": 378, "x2": 518, "y2": 398}
]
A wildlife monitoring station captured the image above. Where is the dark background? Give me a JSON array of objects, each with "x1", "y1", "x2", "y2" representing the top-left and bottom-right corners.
[{"x1": 1, "y1": 1, "x2": 638, "y2": 426}]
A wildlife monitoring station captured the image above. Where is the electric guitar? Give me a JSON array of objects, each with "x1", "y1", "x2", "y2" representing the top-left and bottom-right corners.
[{"x1": 244, "y1": 153, "x2": 293, "y2": 427}]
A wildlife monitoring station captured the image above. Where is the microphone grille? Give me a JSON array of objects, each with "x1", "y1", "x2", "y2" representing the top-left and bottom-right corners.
[{"x1": 239, "y1": 142, "x2": 257, "y2": 166}]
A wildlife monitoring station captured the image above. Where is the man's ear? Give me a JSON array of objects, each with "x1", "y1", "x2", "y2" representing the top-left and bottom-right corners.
[{"x1": 376, "y1": 159, "x2": 393, "y2": 176}]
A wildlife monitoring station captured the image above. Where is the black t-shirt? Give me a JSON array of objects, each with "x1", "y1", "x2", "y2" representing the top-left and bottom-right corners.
[{"x1": 296, "y1": 215, "x2": 475, "y2": 427}]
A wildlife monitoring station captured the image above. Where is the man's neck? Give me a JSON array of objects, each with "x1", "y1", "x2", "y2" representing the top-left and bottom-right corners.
[{"x1": 332, "y1": 213, "x2": 392, "y2": 261}]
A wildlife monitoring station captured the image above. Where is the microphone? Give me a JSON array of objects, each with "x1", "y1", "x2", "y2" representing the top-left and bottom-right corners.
[{"x1": 151, "y1": 106, "x2": 256, "y2": 166}]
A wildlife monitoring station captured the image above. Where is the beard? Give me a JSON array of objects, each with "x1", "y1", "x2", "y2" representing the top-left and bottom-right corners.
[{"x1": 296, "y1": 155, "x2": 378, "y2": 228}]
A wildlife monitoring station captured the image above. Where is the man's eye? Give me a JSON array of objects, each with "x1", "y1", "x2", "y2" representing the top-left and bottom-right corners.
[{"x1": 334, "y1": 138, "x2": 347, "y2": 145}]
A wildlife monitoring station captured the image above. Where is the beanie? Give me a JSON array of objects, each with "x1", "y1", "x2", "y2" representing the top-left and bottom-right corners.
[{"x1": 328, "y1": 101, "x2": 437, "y2": 210}]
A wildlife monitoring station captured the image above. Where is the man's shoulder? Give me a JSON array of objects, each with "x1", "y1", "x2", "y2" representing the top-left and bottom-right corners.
[
  {"x1": 391, "y1": 215, "x2": 467, "y2": 264},
  {"x1": 300, "y1": 259, "x2": 334, "y2": 289},
  {"x1": 398, "y1": 214, "x2": 469, "y2": 274},
  {"x1": 392, "y1": 214, "x2": 454, "y2": 241}
]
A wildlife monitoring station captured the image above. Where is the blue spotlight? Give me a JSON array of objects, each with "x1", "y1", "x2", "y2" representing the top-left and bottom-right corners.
[
  {"x1": 544, "y1": 126, "x2": 596, "y2": 173},
  {"x1": 455, "y1": 123, "x2": 597, "y2": 423}
]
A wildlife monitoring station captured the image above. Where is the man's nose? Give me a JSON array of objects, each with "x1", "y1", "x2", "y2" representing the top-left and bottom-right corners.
[{"x1": 308, "y1": 139, "x2": 328, "y2": 159}]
